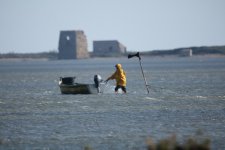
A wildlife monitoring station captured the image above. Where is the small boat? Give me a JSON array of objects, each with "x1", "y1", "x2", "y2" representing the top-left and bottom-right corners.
[{"x1": 59, "y1": 75, "x2": 102, "y2": 94}]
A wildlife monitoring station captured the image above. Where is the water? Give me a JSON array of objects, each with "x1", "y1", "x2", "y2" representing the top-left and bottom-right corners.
[{"x1": 0, "y1": 56, "x2": 225, "y2": 149}]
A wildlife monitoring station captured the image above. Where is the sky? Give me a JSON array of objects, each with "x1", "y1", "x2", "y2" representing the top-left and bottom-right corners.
[{"x1": 0, "y1": 0, "x2": 225, "y2": 53}]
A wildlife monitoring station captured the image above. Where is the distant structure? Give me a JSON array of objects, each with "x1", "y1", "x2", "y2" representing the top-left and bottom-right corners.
[
  {"x1": 58, "y1": 30, "x2": 89, "y2": 59},
  {"x1": 93, "y1": 40, "x2": 126, "y2": 57},
  {"x1": 179, "y1": 49, "x2": 192, "y2": 57}
]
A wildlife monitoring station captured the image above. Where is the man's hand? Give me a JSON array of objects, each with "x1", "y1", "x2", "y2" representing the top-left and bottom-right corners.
[{"x1": 104, "y1": 80, "x2": 108, "y2": 84}]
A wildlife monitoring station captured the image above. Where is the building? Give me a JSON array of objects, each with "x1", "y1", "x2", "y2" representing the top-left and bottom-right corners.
[
  {"x1": 93, "y1": 40, "x2": 126, "y2": 57},
  {"x1": 179, "y1": 49, "x2": 193, "y2": 57},
  {"x1": 58, "y1": 30, "x2": 89, "y2": 59}
]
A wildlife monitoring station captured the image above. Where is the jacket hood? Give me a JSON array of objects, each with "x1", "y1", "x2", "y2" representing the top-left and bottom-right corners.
[{"x1": 115, "y1": 64, "x2": 122, "y2": 70}]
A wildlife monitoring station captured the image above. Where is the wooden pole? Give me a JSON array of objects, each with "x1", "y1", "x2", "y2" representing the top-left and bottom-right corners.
[{"x1": 138, "y1": 57, "x2": 150, "y2": 94}]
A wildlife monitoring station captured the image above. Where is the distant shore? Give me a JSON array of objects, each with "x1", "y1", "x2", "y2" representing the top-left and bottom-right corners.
[
  {"x1": 0, "y1": 45, "x2": 224, "y2": 60},
  {"x1": 0, "y1": 54, "x2": 224, "y2": 62}
]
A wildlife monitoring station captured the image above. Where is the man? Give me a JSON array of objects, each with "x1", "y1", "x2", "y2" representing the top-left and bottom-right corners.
[{"x1": 105, "y1": 64, "x2": 127, "y2": 93}]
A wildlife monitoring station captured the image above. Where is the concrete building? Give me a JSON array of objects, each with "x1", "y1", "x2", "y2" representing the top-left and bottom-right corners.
[
  {"x1": 58, "y1": 30, "x2": 89, "y2": 59},
  {"x1": 93, "y1": 40, "x2": 126, "y2": 57}
]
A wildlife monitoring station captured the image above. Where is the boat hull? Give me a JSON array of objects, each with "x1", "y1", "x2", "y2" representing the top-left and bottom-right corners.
[{"x1": 59, "y1": 83, "x2": 98, "y2": 94}]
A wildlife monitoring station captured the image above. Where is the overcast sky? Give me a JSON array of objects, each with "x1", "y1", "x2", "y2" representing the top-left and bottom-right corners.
[{"x1": 0, "y1": 0, "x2": 225, "y2": 53}]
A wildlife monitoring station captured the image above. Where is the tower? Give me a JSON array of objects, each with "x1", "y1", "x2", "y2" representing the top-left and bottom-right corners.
[{"x1": 58, "y1": 30, "x2": 89, "y2": 59}]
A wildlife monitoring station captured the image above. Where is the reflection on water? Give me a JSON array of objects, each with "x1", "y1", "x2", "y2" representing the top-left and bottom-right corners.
[{"x1": 0, "y1": 57, "x2": 225, "y2": 149}]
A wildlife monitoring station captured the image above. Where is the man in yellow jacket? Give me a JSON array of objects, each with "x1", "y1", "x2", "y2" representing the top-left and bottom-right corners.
[{"x1": 105, "y1": 64, "x2": 127, "y2": 93}]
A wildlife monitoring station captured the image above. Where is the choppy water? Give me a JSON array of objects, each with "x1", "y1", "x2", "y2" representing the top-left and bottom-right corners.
[{"x1": 0, "y1": 56, "x2": 225, "y2": 149}]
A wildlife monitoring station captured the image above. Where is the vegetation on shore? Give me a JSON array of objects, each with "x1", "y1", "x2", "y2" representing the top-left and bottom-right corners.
[
  {"x1": 0, "y1": 130, "x2": 212, "y2": 149},
  {"x1": 84, "y1": 133, "x2": 211, "y2": 150},
  {"x1": 141, "y1": 45, "x2": 225, "y2": 57},
  {"x1": 146, "y1": 134, "x2": 210, "y2": 150},
  {"x1": 0, "y1": 45, "x2": 224, "y2": 59},
  {"x1": 0, "y1": 51, "x2": 58, "y2": 60}
]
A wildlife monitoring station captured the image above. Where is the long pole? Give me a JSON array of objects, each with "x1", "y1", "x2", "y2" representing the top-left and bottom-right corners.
[{"x1": 138, "y1": 57, "x2": 150, "y2": 94}]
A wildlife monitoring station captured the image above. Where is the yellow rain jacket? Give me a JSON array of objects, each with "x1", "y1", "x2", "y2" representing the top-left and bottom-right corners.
[{"x1": 108, "y1": 64, "x2": 126, "y2": 86}]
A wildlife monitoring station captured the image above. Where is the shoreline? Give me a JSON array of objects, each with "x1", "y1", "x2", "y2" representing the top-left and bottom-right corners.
[{"x1": 0, "y1": 54, "x2": 224, "y2": 62}]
